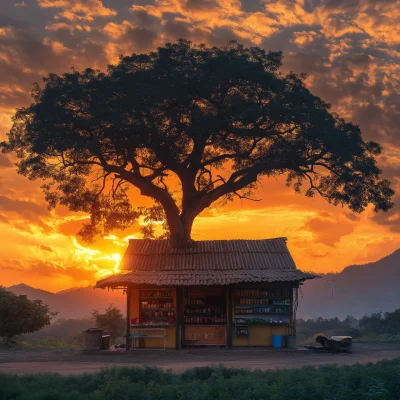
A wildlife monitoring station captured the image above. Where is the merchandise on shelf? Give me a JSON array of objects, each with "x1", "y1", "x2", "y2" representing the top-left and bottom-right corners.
[
  {"x1": 183, "y1": 315, "x2": 226, "y2": 324},
  {"x1": 138, "y1": 289, "x2": 175, "y2": 324},
  {"x1": 140, "y1": 290, "x2": 174, "y2": 298},
  {"x1": 233, "y1": 287, "x2": 292, "y2": 324},
  {"x1": 234, "y1": 288, "x2": 291, "y2": 297},
  {"x1": 183, "y1": 289, "x2": 226, "y2": 325}
]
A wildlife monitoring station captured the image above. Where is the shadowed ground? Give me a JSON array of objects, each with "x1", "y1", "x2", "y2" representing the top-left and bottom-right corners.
[{"x1": 1, "y1": 343, "x2": 400, "y2": 375}]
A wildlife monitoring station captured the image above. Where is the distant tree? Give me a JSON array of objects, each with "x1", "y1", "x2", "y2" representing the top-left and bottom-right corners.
[
  {"x1": 0, "y1": 287, "x2": 57, "y2": 344},
  {"x1": 359, "y1": 309, "x2": 400, "y2": 336},
  {"x1": 383, "y1": 309, "x2": 400, "y2": 335},
  {"x1": 1, "y1": 40, "x2": 394, "y2": 246},
  {"x1": 91, "y1": 304, "x2": 125, "y2": 343},
  {"x1": 359, "y1": 312, "x2": 384, "y2": 335}
]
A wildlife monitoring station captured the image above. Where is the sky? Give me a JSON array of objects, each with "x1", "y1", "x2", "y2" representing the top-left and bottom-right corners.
[{"x1": 1, "y1": 0, "x2": 400, "y2": 292}]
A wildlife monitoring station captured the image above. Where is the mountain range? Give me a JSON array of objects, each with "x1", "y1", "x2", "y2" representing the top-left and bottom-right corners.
[
  {"x1": 6, "y1": 249, "x2": 400, "y2": 320},
  {"x1": 298, "y1": 249, "x2": 400, "y2": 319}
]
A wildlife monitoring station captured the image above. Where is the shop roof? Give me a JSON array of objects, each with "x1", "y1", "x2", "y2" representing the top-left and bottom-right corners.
[{"x1": 96, "y1": 238, "x2": 316, "y2": 288}]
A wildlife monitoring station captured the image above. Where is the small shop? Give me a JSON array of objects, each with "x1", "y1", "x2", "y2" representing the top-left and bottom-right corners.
[{"x1": 96, "y1": 238, "x2": 315, "y2": 349}]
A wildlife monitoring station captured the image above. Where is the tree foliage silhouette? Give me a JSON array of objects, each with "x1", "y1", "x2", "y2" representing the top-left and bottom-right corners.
[
  {"x1": 91, "y1": 304, "x2": 125, "y2": 343},
  {"x1": 0, "y1": 287, "x2": 56, "y2": 344},
  {"x1": 1, "y1": 40, "x2": 394, "y2": 246}
]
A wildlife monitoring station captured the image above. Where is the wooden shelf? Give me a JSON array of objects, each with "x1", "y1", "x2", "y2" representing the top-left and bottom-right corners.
[
  {"x1": 235, "y1": 313, "x2": 290, "y2": 316},
  {"x1": 250, "y1": 323, "x2": 289, "y2": 326},
  {"x1": 132, "y1": 324, "x2": 173, "y2": 328},
  {"x1": 183, "y1": 322, "x2": 226, "y2": 326},
  {"x1": 234, "y1": 321, "x2": 289, "y2": 326},
  {"x1": 185, "y1": 304, "x2": 221, "y2": 307},
  {"x1": 234, "y1": 296, "x2": 290, "y2": 300},
  {"x1": 184, "y1": 313, "x2": 225, "y2": 317},
  {"x1": 234, "y1": 304, "x2": 290, "y2": 308}
]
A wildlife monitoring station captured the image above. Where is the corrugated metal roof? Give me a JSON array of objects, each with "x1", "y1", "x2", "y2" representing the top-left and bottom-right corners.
[
  {"x1": 119, "y1": 238, "x2": 296, "y2": 271},
  {"x1": 95, "y1": 238, "x2": 316, "y2": 288},
  {"x1": 96, "y1": 269, "x2": 315, "y2": 287},
  {"x1": 122, "y1": 238, "x2": 290, "y2": 256}
]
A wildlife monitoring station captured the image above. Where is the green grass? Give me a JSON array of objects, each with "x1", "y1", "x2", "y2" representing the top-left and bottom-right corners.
[
  {"x1": 0, "y1": 337, "x2": 81, "y2": 350},
  {"x1": 2, "y1": 359, "x2": 400, "y2": 400}
]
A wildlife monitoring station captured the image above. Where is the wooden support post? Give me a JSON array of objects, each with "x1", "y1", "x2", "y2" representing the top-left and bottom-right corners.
[
  {"x1": 290, "y1": 283, "x2": 298, "y2": 337},
  {"x1": 227, "y1": 285, "x2": 233, "y2": 349},
  {"x1": 125, "y1": 286, "x2": 131, "y2": 351},
  {"x1": 175, "y1": 287, "x2": 182, "y2": 350},
  {"x1": 292, "y1": 284, "x2": 298, "y2": 337}
]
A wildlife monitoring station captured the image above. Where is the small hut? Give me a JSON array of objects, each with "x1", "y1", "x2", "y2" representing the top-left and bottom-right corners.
[{"x1": 96, "y1": 237, "x2": 315, "y2": 349}]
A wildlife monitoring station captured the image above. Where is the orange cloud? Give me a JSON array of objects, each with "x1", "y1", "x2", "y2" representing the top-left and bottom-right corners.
[{"x1": 38, "y1": 0, "x2": 117, "y2": 21}]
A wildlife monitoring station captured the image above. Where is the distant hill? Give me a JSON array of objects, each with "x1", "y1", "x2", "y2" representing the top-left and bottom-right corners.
[
  {"x1": 8, "y1": 283, "x2": 56, "y2": 303},
  {"x1": 7, "y1": 283, "x2": 126, "y2": 319},
  {"x1": 298, "y1": 249, "x2": 400, "y2": 319}
]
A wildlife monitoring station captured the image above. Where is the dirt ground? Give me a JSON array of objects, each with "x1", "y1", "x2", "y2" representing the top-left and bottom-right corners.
[{"x1": 1, "y1": 343, "x2": 400, "y2": 375}]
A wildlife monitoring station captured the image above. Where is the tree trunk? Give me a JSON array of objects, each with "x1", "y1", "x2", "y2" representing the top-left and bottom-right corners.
[
  {"x1": 161, "y1": 194, "x2": 204, "y2": 248},
  {"x1": 169, "y1": 229, "x2": 194, "y2": 247},
  {"x1": 164, "y1": 208, "x2": 194, "y2": 248},
  {"x1": 182, "y1": 214, "x2": 195, "y2": 243}
]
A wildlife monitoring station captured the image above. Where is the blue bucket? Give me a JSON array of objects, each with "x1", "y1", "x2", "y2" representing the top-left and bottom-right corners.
[{"x1": 272, "y1": 334, "x2": 283, "y2": 348}]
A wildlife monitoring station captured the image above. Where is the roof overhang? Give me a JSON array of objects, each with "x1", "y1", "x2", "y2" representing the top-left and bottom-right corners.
[{"x1": 95, "y1": 269, "x2": 317, "y2": 289}]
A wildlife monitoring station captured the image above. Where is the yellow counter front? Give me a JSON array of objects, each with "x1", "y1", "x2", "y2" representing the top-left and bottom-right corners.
[
  {"x1": 233, "y1": 324, "x2": 288, "y2": 347},
  {"x1": 130, "y1": 325, "x2": 176, "y2": 349}
]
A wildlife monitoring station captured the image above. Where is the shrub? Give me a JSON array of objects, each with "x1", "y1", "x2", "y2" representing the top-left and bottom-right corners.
[
  {"x1": 91, "y1": 304, "x2": 125, "y2": 343},
  {"x1": 2, "y1": 359, "x2": 400, "y2": 399}
]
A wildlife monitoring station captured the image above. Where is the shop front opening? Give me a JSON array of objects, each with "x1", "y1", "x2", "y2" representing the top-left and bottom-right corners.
[{"x1": 183, "y1": 286, "x2": 227, "y2": 346}]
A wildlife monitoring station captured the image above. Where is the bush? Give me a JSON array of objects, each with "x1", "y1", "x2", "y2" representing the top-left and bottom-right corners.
[
  {"x1": 1, "y1": 360, "x2": 400, "y2": 399},
  {"x1": 91, "y1": 304, "x2": 125, "y2": 343}
]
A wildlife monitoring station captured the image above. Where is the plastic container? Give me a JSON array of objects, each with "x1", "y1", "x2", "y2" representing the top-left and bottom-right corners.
[
  {"x1": 286, "y1": 335, "x2": 296, "y2": 349},
  {"x1": 272, "y1": 334, "x2": 283, "y2": 348},
  {"x1": 101, "y1": 334, "x2": 111, "y2": 350}
]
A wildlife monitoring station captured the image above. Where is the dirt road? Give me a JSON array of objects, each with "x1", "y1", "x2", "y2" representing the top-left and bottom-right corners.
[{"x1": 1, "y1": 343, "x2": 400, "y2": 375}]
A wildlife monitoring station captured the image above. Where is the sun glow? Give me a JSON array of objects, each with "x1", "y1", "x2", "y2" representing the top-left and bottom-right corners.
[{"x1": 72, "y1": 238, "x2": 122, "y2": 278}]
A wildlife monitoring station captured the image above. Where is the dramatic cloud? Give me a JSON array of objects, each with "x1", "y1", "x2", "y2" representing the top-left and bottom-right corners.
[
  {"x1": 37, "y1": 0, "x2": 117, "y2": 21},
  {"x1": 1, "y1": 0, "x2": 400, "y2": 290}
]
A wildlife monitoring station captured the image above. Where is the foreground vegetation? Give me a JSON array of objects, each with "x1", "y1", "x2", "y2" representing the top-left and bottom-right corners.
[{"x1": 2, "y1": 360, "x2": 400, "y2": 400}]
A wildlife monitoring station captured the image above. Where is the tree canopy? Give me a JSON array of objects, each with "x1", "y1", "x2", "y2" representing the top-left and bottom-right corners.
[
  {"x1": 91, "y1": 304, "x2": 125, "y2": 343},
  {"x1": 0, "y1": 287, "x2": 56, "y2": 343},
  {"x1": 1, "y1": 40, "x2": 394, "y2": 246}
]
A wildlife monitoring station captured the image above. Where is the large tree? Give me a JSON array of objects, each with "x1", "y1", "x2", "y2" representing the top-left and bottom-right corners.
[{"x1": 1, "y1": 40, "x2": 394, "y2": 246}]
